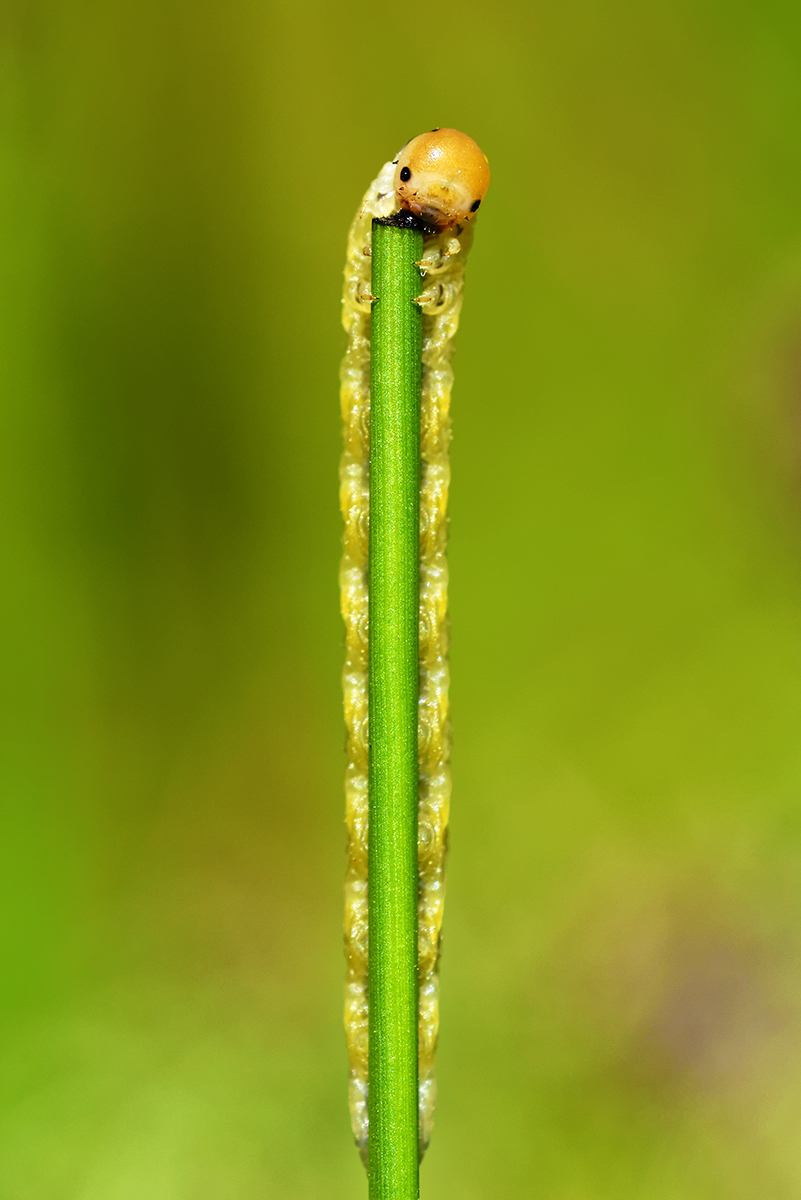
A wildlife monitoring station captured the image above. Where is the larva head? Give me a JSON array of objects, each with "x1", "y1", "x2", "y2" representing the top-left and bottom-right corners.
[{"x1": 393, "y1": 128, "x2": 491, "y2": 231}]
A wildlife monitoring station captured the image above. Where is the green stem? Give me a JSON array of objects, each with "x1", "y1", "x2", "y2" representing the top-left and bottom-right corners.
[{"x1": 368, "y1": 219, "x2": 423, "y2": 1200}]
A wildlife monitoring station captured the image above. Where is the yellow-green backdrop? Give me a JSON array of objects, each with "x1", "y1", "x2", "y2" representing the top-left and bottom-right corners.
[{"x1": 2, "y1": 2, "x2": 801, "y2": 1196}]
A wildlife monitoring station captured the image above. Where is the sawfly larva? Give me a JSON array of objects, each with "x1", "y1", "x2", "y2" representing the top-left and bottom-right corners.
[{"x1": 340, "y1": 128, "x2": 489, "y2": 1167}]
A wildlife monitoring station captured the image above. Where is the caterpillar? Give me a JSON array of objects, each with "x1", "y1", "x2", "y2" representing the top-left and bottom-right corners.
[{"x1": 339, "y1": 129, "x2": 490, "y2": 1167}]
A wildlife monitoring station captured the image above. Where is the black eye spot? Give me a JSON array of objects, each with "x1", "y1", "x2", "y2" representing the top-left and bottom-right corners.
[
  {"x1": 400, "y1": 166, "x2": 412, "y2": 182},
  {"x1": 470, "y1": 198, "x2": 481, "y2": 212}
]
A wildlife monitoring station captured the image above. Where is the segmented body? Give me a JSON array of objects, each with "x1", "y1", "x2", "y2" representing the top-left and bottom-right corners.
[{"x1": 340, "y1": 158, "x2": 473, "y2": 1165}]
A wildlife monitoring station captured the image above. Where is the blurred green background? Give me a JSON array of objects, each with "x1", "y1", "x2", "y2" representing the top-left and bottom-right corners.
[{"x1": 2, "y1": 1, "x2": 801, "y2": 1196}]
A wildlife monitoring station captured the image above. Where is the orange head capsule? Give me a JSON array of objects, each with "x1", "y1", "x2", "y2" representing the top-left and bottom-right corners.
[{"x1": 393, "y1": 128, "x2": 491, "y2": 231}]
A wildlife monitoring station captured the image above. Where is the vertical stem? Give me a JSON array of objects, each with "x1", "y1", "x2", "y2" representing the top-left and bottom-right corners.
[{"x1": 368, "y1": 219, "x2": 423, "y2": 1200}]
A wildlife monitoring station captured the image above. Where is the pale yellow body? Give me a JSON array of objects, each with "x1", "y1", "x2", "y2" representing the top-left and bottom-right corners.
[{"x1": 340, "y1": 157, "x2": 474, "y2": 1165}]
